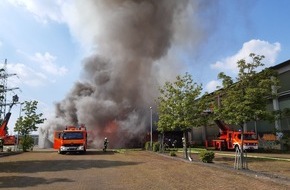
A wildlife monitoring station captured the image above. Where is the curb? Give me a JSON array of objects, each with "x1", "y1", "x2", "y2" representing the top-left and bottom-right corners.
[
  {"x1": 155, "y1": 151, "x2": 290, "y2": 187},
  {"x1": 0, "y1": 151, "x2": 22, "y2": 157}
]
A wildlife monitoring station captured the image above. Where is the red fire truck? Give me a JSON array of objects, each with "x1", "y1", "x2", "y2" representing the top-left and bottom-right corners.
[
  {"x1": 207, "y1": 120, "x2": 258, "y2": 151},
  {"x1": 0, "y1": 95, "x2": 18, "y2": 147},
  {"x1": 54, "y1": 125, "x2": 87, "y2": 154}
]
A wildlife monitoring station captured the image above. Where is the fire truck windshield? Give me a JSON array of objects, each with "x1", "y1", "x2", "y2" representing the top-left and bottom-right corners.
[
  {"x1": 62, "y1": 132, "x2": 83, "y2": 140},
  {"x1": 238, "y1": 134, "x2": 257, "y2": 140}
]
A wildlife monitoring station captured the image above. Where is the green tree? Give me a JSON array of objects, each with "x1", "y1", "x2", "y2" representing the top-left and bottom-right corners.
[
  {"x1": 14, "y1": 101, "x2": 46, "y2": 151},
  {"x1": 214, "y1": 53, "x2": 278, "y2": 168},
  {"x1": 279, "y1": 108, "x2": 290, "y2": 149},
  {"x1": 196, "y1": 92, "x2": 216, "y2": 143},
  {"x1": 156, "y1": 73, "x2": 202, "y2": 159}
]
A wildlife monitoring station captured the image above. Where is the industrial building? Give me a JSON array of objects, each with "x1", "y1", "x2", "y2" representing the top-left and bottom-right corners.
[{"x1": 190, "y1": 59, "x2": 290, "y2": 150}]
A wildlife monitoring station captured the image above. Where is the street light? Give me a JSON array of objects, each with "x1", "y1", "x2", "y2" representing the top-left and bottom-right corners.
[
  {"x1": 17, "y1": 102, "x2": 24, "y2": 150},
  {"x1": 150, "y1": 106, "x2": 152, "y2": 150}
]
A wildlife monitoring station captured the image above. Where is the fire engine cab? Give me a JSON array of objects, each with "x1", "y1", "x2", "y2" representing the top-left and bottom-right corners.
[{"x1": 54, "y1": 125, "x2": 87, "y2": 154}]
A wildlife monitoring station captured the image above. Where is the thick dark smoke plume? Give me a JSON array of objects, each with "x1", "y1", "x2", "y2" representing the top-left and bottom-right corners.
[{"x1": 40, "y1": 0, "x2": 216, "y2": 148}]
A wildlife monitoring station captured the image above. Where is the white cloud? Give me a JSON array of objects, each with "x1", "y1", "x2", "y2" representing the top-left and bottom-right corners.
[
  {"x1": 30, "y1": 52, "x2": 68, "y2": 76},
  {"x1": 0, "y1": 40, "x2": 2, "y2": 47},
  {"x1": 7, "y1": 0, "x2": 64, "y2": 24},
  {"x1": 6, "y1": 62, "x2": 47, "y2": 87},
  {"x1": 210, "y1": 39, "x2": 281, "y2": 74},
  {"x1": 5, "y1": 0, "x2": 95, "y2": 52},
  {"x1": 205, "y1": 80, "x2": 221, "y2": 93}
]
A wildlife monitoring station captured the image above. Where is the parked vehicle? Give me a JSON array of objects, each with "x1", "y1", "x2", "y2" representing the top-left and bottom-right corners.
[
  {"x1": 206, "y1": 120, "x2": 258, "y2": 151},
  {"x1": 0, "y1": 95, "x2": 18, "y2": 147},
  {"x1": 54, "y1": 125, "x2": 87, "y2": 154}
]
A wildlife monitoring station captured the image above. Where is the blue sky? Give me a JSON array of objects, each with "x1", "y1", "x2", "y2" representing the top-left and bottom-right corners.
[{"x1": 0, "y1": 0, "x2": 290, "y2": 135}]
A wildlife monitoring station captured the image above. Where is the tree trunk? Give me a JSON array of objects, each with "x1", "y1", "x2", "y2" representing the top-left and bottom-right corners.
[
  {"x1": 161, "y1": 132, "x2": 164, "y2": 153},
  {"x1": 240, "y1": 124, "x2": 245, "y2": 169},
  {"x1": 183, "y1": 131, "x2": 188, "y2": 159},
  {"x1": 22, "y1": 134, "x2": 27, "y2": 152}
]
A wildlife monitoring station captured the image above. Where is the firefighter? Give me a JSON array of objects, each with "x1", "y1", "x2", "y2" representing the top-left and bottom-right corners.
[
  {"x1": 172, "y1": 139, "x2": 177, "y2": 150},
  {"x1": 182, "y1": 137, "x2": 185, "y2": 147},
  {"x1": 0, "y1": 138, "x2": 3, "y2": 152},
  {"x1": 103, "y1": 137, "x2": 109, "y2": 152}
]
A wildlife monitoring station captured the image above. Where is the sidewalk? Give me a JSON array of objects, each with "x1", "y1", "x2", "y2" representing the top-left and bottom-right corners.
[{"x1": 213, "y1": 151, "x2": 290, "y2": 161}]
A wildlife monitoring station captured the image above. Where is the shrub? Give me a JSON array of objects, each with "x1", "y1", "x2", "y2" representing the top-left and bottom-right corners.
[
  {"x1": 199, "y1": 150, "x2": 215, "y2": 163},
  {"x1": 153, "y1": 142, "x2": 160, "y2": 152},
  {"x1": 169, "y1": 151, "x2": 177, "y2": 157},
  {"x1": 20, "y1": 135, "x2": 34, "y2": 152},
  {"x1": 145, "y1": 141, "x2": 150, "y2": 150}
]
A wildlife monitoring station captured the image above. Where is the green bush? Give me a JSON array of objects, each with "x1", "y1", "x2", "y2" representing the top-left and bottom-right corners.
[
  {"x1": 145, "y1": 141, "x2": 150, "y2": 150},
  {"x1": 199, "y1": 150, "x2": 215, "y2": 163},
  {"x1": 169, "y1": 151, "x2": 177, "y2": 157},
  {"x1": 20, "y1": 135, "x2": 34, "y2": 152},
  {"x1": 153, "y1": 142, "x2": 160, "y2": 152}
]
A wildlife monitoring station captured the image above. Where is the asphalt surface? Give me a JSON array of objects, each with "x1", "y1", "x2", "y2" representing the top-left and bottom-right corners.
[{"x1": 0, "y1": 148, "x2": 289, "y2": 190}]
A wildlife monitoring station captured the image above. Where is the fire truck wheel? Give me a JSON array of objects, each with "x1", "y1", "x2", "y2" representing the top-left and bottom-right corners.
[
  {"x1": 80, "y1": 148, "x2": 86, "y2": 154},
  {"x1": 58, "y1": 150, "x2": 65, "y2": 154}
]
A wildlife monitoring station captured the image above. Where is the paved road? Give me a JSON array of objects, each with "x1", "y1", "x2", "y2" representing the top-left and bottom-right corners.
[{"x1": 0, "y1": 149, "x2": 289, "y2": 190}]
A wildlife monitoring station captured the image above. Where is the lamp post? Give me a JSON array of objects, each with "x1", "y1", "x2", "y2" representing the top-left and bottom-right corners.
[
  {"x1": 150, "y1": 106, "x2": 152, "y2": 150},
  {"x1": 17, "y1": 102, "x2": 24, "y2": 150}
]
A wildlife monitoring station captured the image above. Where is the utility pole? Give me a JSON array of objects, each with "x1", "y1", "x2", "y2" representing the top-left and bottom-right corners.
[
  {"x1": 0, "y1": 59, "x2": 20, "y2": 131},
  {"x1": 150, "y1": 106, "x2": 152, "y2": 150}
]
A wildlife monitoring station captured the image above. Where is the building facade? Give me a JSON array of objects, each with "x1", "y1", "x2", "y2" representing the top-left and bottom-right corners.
[{"x1": 190, "y1": 59, "x2": 290, "y2": 150}]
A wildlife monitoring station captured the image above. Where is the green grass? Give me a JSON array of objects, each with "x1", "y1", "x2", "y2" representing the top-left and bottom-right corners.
[{"x1": 114, "y1": 148, "x2": 143, "y2": 153}]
